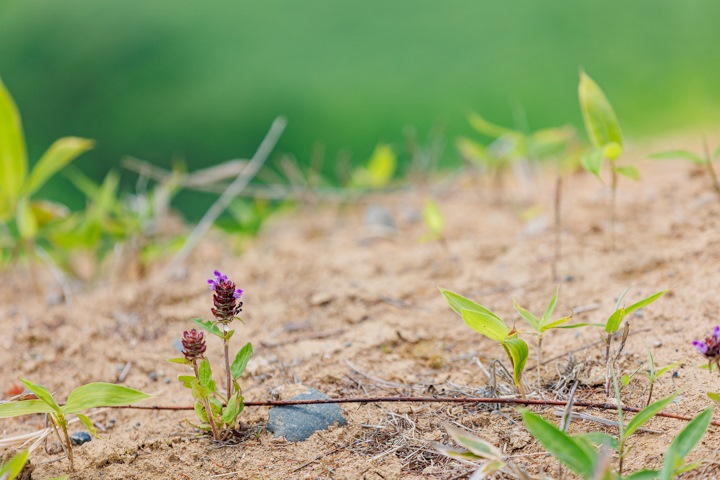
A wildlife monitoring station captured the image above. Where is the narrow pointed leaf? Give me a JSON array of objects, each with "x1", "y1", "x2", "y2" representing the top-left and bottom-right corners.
[
  {"x1": 578, "y1": 71, "x2": 623, "y2": 149},
  {"x1": 615, "y1": 165, "x2": 640, "y2": 180},
  {"x1": 444, "y1": 423, "x2": 503, "y2": 460},
  {"x1": 522, "y1": 410, "x2": 595, "y2": 478},
  {"x1": 0, "y1": 76, "x2": 28, "y2": 211},
  {"x1": 192, "y1": 318, "x2": 223, "y2": 337},
  {"x1": 76, "y1": 413, "x2": 98, "y2": 437},
  {"x1": 423, "y1": 199, "x2": 444, "y2": 237},
  {"x1": 654, "y1": 360, "x2": 682, "y2": 379},
  {"x1": 625, "y1": 393, "x2": 677, "y2": 438},
  {"x1": 461, "y1": 309, "x2": 509, "y2": 342},
  {"x1": 659, "y1": 407, "x2": 712, "y2": 480},
  {"x1": 432, "y1": 443, "x2": 483, "y2": 461},
  {"x1": 16, "y1": 198, "x2": 38, "y2": 239},
  {"x1": 625, "y1": 290, "x2": 667, "y2": 315},
  {"x1": 63, "y1": 383, "x2": 150, "y2": 413},
  {"x1": 541, "y1": 286, "x2": 560, "y2": 324},
  {"x1": 540, "y1": 316, "x2": 574, "y2": 332},
  {"x1": 20, "y1": 378, "x2": 60, "y2": 413},
  {"x1": 24, "y1": 137, "x2": 94, "y2": 196},
  {"x1": 605, "y1": 308, "x2": 626, "y2": 334},
  {"x1": 230, "y1": 342, "x2": 253, "y2": 379},
  {"x1": 0, "y1": 399, "x2": 56, "y2": 418},
  {"x1": 167, "y1": 357, "x2": 192, "y2": 365},
  {"x1": 440, "y1": 288, "x2": 504, "y2": 323},
  {"x1": 0, "y1": 449, "x2": 28, "y2": 478},
  {"x1": 513, "y1": 299, "x2": 540, "y2": 332},
  {"x1": 468, "y1": 112, "x2": 512, "y2": 138},
  {"x1": 502, "y1": 336, "x2": 529, "y2": 386},
  {"x1": 650, "y1": 150, "x2": 705, "y2": 165},
  {"x1": 582, "y1": 150, "x2": 604, "y2": 179},
  {"x1": 707, "y1": 392, "x2": 720, "y2": 404}
]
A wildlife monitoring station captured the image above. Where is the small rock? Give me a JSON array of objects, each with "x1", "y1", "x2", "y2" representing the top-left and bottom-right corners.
[
  {"x1": 309, "y1": 292, "x2": 334, "y2": 307},
  {"x1": 653, "y1": 340, "x2": 662, "y2": 348},
  {"x1": 266, "y1": 388, "x2": 347, "y2": 441},
  {"x1": 69, "y1": 432, "x2": 92, "y2": 446},
  {"x1": 634, "y1": 309, "x2": 644, "y2": 318},
  {"x1": 363, "y1": 205, "x2": 395, "y2": 229},
  {"x1": 173, "y1": 339, "x2": 184, "y2": 353},
  {"x1": 149, "y1": 372, "x2": 158, "y2": 381}
]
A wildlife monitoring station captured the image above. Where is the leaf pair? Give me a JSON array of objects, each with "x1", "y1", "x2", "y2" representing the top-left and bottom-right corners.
[
  {"x1": 440, "y1": 288, "x2": 528, "y2": 387},
  {"x1": 605, "y1": 290, "x2": 667, "y2": 335},
  {"x1": 513, "y1": 286, "x2": 590, "y2": 335}
]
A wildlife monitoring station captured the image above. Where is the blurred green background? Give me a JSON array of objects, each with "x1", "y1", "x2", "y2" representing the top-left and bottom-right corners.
[{"x1": 1, "y1": 0, "x2": 718, "y2": 218}]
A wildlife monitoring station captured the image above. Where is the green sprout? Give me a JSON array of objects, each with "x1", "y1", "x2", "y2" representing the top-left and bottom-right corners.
[
  {"x1": 513, "y1": 286, "x2": 595, "y2": 385},
  {"x1": 0, "y1": 76, "x2": 93, "y2": 268},
  {"x1": 421, "y1": 198, "x2": 450, "y2": 257},
  {"x1": 643, "y1": 343, "x2": 682, "y2": 407},
  {"x1": 650, "y1": 139, "x2": 720, "y2": 204},
  {"x1": 350, "y1": 144, "x2": 397, "y2": 189},
  {"x1": 440, "y1": 288, "x2": 529, "y2": 396},
  {"x1": 601, "y1": 288, "x2": 667, "y2": 397},
  {"x1": 0, "y1": 379, "x2": 150, "y2": 471},
  {"x1": 578, "y1": 71, "x2": 637, "y2": 250},
  {"x1": 0, "y1": 449, "x2": 68, "y2": 480}
]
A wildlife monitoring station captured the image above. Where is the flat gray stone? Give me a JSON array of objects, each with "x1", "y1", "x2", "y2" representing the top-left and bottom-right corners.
[
  {"x1": 363, "y1": 204, "x2": 395, "y2": 229},
  {"x1": 266, "y1": 388, "x2": 347, "y2": 442}
]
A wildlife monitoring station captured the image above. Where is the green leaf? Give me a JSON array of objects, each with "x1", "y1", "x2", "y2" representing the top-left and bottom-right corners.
[
  {"x1": 0, "y1": 76, "x2": 28, "y2": 215},
  {"x1": 540, "y1": 316, "x2": 575, "y2": 332},
  {"x1": 625, "y1": 290, "x2": 667, "y2": 315},
  {"x1": 20, "y1": 378, "x2": 61, "y2": 413},
  {"x1": 192, "y1": 318, "x2": 223, "y2": 337},
  {"x1": 423, "y1": 199, "x2": 444, "y2": 237},
  {"x1": 24, "y1": 137, "x2": 94, "y2": 197},
  {"x1": 624, "y1": 469, "x2": 660, "y2": 480},
  {"x1": 432, "y1": 442, "x2": 484, "y2": 462},
  {"x1": 625, "y1": 393, "x2": 677, "y2": 438},
  {"x1": 62, "y1": 382, "x2": 150, "y2": 414},
  {"x1": 578, "y1": 71, "x2": 623, "y2": 150},
  {"x1": 230, "y1": 342, "x2": 253, "y2": 380},
  {"x1": 439, "y1": 288, "x2": 505, "y2": 324},
  {"x1": 541, "y1": 286, "x2": 560, "y2": 324},
  {"x1": 194, "y1": 402, "x2": 208, "y2": 423},
  {"x1": 351, "y1": 144, "x2": 396, "y2": 188},
  {"x1": 461, "y1": 309, "x2": 509, "y2": 342},
  {"x1": 0, "y1": 399, "x2": 57, "y2": 418},
  {"x1": 198, "y1": 359, "x2": 213, "y2": 388},
  {"x1": 221, "y1": 395, "x2": 239, "y2": 424},
  {"x1": 502, "y1": 336, "x2": 529, "y2": 386},
  {"x1": 166, "y1": 357, "x2": 192, "y2": 365},
  {"x1": 76, "y1": 413, "x2": 98, "y2": 437},
  {"x1": 650, "y1": 150, "x2": 705, "y2": 165},
  {"x1": 615, "y1": 165, "x2": 640, "y2": 181},
  {"x1": 0, "y1": 449, "x2": 28, "y2": 478},
  {"x1": 605, "y1": 308, "x2": 626, "y2": 334},
  {"x1": 575, "y1": 431, "x2": 619, "y2": 450},
  {"x1": 654, "y1": 360, "x2": 683, "y2": 380},
  {"x1": 659, "y1": 407, "x2": 713, "y2": 480},
  {"x1": 521, "y1": 410, "x2": 595, "y2": 478},
  {"x1": 513, "y1": 299, "x2": 540, "y2": 332},
  {"x1": 582, "y1": 150, "x2": 604, "y2": 179},
  {"x1": 16, "y1": 198, "x2": 38, "y2": 240},
  {"x1": 467, "y1": 112, "x2": 512, "y2": 138},
  {"x1": 178, "y1": 375, "x2": 197, "y2": 388},
  {"x1": 707, "y1": 392, "x2": 720, "y2": 404},
  {"x1": 456, "y1": 137, "x2": 491, "y2": 166},
  {"x1": 443, "y1": 423, "x2": 503, "y2": 460}
]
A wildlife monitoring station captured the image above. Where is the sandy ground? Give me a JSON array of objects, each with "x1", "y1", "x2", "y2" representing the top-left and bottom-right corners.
[{"x1": 2, "y1": 136, "x2": 720, "y2": 479}]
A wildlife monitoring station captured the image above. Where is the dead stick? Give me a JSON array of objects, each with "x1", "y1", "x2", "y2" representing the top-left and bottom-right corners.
[{"x1": 111, "y1": 396, "x2": 720, "y2": 426}]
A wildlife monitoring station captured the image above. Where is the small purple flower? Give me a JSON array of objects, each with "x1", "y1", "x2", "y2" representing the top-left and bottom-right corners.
[
  {"x1": 692, "y1": 325, "x2": 720, "y2": 373},
  {"x1": 208, "y1": 270, "x2": 244, "y2": 323}
]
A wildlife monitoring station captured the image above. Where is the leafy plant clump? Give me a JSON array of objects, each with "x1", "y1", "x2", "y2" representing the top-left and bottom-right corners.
[
  {"x1": 169, "y1": 270, "x2": 253, "y2": 440},
  {"x1": 0, "y1": 77, "x2": 93, "y2": 265},
  {"x1": 0, "y1": 380, "x2": 150, "y2": 471}
]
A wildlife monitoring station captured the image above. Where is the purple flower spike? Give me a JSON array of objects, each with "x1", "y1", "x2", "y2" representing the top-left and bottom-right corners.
[
  {"x1": 208, "y1": 269, "x2": 244, "y2": 323},
  {"x1": 713, "y1": 326, "x2": 720, "y2": 339},
  {"x1": 693, "y1": 340, "x2": 709, "y2": 355}
]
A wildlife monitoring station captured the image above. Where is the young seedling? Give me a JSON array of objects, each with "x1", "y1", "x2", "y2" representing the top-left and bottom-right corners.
[
  {"x1": 170, "y1": 270, "x2": 252, "y2": 440},
  {"x1": 440, "y1": 288, "x2": 529, "y2": 397},
  {"x1": 578, "y1": 71, "x2": 637, "y2": 250},
  {"x1": 644, "y1": 343, "x2": 682, "y2": 407},
  {"x1": 650, "y1": 138, "x2": 720, "y2": 203},
  {"x1": 0, "y1": 379, "x2": 149, "y2": 471},
  {"x1": 513, "y1": 286, "x2": 595, "y2": 385},
  {"x1": 433, "y1": 423, "x2": 533, "y2": 479},
  {"x1": 601, "y1": 288, "x2": 667, "y2": 397},
  {"x1": 421, "y1": 198, "x2": 450, "y2": 257},
  {"x1": 0, "y1": 76, "x2": 93, "y2": 270},
  {"x1": 350, "y1": 144, "x2": 396, "y2": 189},
  {"x1": 0, "y1": 449, "x2": 68, "y2": 480},
  {"x1": 522, "y1": 378, "x2": 712, "y2": 480}
]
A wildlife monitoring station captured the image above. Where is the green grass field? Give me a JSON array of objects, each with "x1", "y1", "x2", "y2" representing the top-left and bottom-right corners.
[{"x1": 1, "y1": 0, "x2": 719, "y2": 217}]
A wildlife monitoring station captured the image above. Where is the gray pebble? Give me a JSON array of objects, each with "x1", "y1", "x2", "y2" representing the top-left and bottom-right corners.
[
  {"x1": 266, "y1": 388, "x2": 347, "y2": 442},
  {"x1": 363, "y1": 205, "x2": 395, "y2": 229},
  {"x1": 69, "y1": 432, "x2": 92, "y2": 446},
  {"x1": 173, "y1": 339, "x2": 184, "y2": 353}
]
